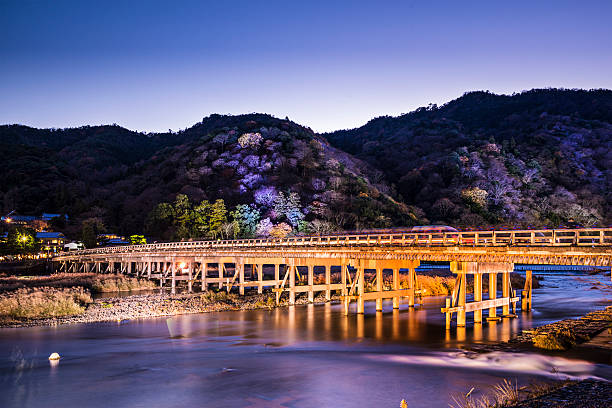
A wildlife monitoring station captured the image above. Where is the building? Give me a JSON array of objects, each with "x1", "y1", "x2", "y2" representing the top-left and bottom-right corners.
[
  {"x1": 2, "y1": 212, "x2": 68, "y2": 228},
  {"x1": 36, "y1": 232, "x2": 67, "y2": 254},
  {"x1": 1, "y1": 215, "x2": 37, "y2": 225},
  {"x1": 97, "y1": 234, "x2": 130, "y2": 246},
  {"x1": 64, "y1": 242, "x2": 85, "y2": 251},
  {"x1": 41, "y1": 213, "x2": 68, "y2": 222}
]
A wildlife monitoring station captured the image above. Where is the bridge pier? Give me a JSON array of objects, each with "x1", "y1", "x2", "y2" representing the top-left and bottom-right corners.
[
  {"x1": 307, "y1": 264, "x2": 314, "y2": 302},
  {"x1": 522, "y1": 270, "x2": 533, "y2": 311},
  {"x1": 443, "y1": 262, "x2": 519, "y2": 329},
  {"x1": 289, "y1": 260, "x2": 296, "y2": 305},
  {"x1": 487, "y1": 271, "x2": 498, "y2": 321}
]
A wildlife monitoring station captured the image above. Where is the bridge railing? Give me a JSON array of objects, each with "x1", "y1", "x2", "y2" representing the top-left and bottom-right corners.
[{"x1": 57, "y1": 228, "x2": 612, "y2": 257}]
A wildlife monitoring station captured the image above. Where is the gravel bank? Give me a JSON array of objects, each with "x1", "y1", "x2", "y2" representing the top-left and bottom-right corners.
[{"x1": 0, "y1": 291, "x2": 340, "y2": 328}]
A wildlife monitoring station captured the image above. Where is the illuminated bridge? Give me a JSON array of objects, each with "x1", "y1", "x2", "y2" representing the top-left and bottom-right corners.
[{"x1": 54, "y1": 228, "x2": 612, "y2": 328}]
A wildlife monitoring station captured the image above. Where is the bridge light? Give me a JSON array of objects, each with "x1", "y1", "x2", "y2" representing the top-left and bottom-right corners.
[{"x1": 179, "y1": 262, "x2": 186, "y2": 269}]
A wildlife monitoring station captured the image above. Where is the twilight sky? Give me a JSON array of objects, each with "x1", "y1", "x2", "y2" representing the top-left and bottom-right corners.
[{"x1": 1, "y1": 0, "x2": 611, "y2": 133}]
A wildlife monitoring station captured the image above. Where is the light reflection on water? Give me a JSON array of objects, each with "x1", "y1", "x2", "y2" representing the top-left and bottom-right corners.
[{"x1": 0, "y1": 271, "x2": 611, "y2": 408}]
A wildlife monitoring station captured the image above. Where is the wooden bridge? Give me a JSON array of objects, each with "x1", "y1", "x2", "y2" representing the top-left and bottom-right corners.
[{"x1": 53, "y1": 228, "x2": 612, "y2": 328}]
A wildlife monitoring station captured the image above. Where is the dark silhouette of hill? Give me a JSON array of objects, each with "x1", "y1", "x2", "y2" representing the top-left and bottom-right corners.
[
  {"x1": 0, "y1": 115, "x2": 414, "y2": 240},
  {"x1": 1, "y1": 88, "x2": 610, "y2": 242},
  {"x1": 325, "y1": 88, "x2": 612, "y2": 227}
]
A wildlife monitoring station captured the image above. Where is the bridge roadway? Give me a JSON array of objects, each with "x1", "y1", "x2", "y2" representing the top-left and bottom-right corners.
[{"x1": 54, "y1": 228, "x2": 612, "y2": 328}]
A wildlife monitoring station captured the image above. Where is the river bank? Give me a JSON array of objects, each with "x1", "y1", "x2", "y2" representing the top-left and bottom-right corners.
[
  {"x1": 505, "y1": 380, "x2": 612, "y2": 408},
  {"x1": 465, "y1": 305, "x2": 612, "y2": 353},
  {"x1": 0, "y1": 290, "x2": 340, "y2": 328}
]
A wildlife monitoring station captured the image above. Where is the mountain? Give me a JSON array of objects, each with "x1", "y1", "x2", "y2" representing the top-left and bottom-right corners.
[
  {"x1": 0, "y1": 115, "x2": 415, "y2": 241},
  {"x1": 325, "y1": 89, "x2": 612, "y2": 228},
  {"x1": 1, "y1": 88, "x2": 610, "y2": 242}
]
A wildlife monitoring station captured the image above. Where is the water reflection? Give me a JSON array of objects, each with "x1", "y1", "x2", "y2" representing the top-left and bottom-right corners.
[
  {"x1": 1, "y1": 271, "x2": 611, "y2": 408},
  {"x1": 153, "y1": 271, "x2": 609, "y2": 350}
]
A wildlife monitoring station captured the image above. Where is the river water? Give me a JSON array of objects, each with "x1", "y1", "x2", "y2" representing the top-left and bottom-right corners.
[{"x1": 1, "y1": 271, "x2": 611, "y2": 407}]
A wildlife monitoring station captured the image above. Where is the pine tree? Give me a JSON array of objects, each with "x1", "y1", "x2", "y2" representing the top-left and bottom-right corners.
[{"x1": 209, "y1": 199, "x2": 228, "y2": 239}]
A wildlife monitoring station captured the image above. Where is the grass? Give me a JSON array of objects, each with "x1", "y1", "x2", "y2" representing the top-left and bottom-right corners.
[
  {"x1": 0, "y1": 287, "x2": 92, "y2": 322},
  {"x1": 447, "y1": 378, "x2": 572, "y2": 408},
  {"x1": 254, "y1": 295, "x2": 277, "y2": 309},
  {"x1": 200, "y1": 290, "x2": 237, "y2": 305},
  {"x1": 532, "y1": 328, "x2": 589, "y2": 350},
  {"x1": 0, "y1": 273, "x2": 157, "y2": 293},
  {"x1": 90, "y1": 275, "x2": 158, "y2": 292}
]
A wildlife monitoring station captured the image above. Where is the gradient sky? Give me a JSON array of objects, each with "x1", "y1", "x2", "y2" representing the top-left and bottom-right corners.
[{"x1": 1, "y1": 0, "x2": 611, "y2": 133}]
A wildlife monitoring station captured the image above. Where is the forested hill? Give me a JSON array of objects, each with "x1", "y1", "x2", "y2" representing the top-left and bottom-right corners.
[
  {"x1": 1, "y1": 89, "x2": 611, "y2": 242},
  {"x1": 325, "y1": 89, "x2": 612, "y2": 228},
  {"x1": 0, "y1": 114, "x2": 414, "y2": 242}
]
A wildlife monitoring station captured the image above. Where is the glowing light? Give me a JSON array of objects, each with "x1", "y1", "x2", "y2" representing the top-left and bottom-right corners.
[
  {"x1": 5, "y1": 218, "x2": 11, "y2": 223},
  {"x1": 179, "y1": 262, "x2": 187, "y2": 269},
  {"x1": 20, "y1": 236, "x2": 28, "y2": 242}
]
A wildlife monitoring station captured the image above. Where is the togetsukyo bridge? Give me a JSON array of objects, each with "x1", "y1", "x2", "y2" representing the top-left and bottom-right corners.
[{"x1": 53, "y1": 228, "x2": 612, "y2": 328}]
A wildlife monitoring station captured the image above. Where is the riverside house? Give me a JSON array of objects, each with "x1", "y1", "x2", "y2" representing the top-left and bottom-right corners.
[{"x1": 37, "y1": 232, "x2": 67, "y2": 254}]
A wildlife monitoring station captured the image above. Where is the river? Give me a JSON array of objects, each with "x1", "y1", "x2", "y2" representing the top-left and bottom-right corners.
[{"x1": 1, "y1": 271, "x2": 611, "y2": 407}]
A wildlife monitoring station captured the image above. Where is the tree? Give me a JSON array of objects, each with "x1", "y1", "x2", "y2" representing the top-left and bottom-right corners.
[
  {"x1": 208, "y1": 199, "x2": 227, "y2": 238},
  {"x1": 173, "y1": 194, "x2": 195, "y2": 240},
  {"x1": 255, "y1": 218, "x2": 273, "y2": 237},
  {"x1": 238, "y1": 132, "x2": 263, "y2": 148},
  {"x1": 213, "y1": 132, "x2": 230, "y2": 151},
  {"x1": 432, "y1": 198, "x2": 456, "y2": 219},
  {"x1": 309, "y1": 219, "x2": 334, "y2": 235},
  {"x1": 1, "y1": 228, "x2": 37, "y2": 255},
  {"x1": 254, "y1": 186, "x2": 277, "y2": 207},
  {"x1": 30, "y1": 220, "x2": 49, "y2": 232},
  {"x1": 221, "y1": 221, "x2": 240, "y2": 239},
  {"x1": 145, "y1": 202, "x2": 175, "y2": 240},
  {"x1": 193, "y1": 200, "x2": 212, "y2": 237},
  {"x1": 273, "y1": 191, "x2": 304, "y2": 227},
  {"x1": 230, "y1": 204, "x2": 261, "y2": 238},
  {"x1": 461, "y1": 187, "x2": 488, "y2": 210},
  {"x1": 269, "y1": 222, "x2": 292, "y2": 238},
  {"x1": 49, "y1": 215, "x2": 67, "y2": 230},
  {"x1": 81, "y1": 218, "x2": 106, "y2": 248},
  {"x1": 129, "y1": 235, "x2": 147, "y2": 245}
]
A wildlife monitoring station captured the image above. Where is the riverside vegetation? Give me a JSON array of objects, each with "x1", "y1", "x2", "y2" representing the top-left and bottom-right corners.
[
  {"x1": 0, "y1": 273, "x2": 156, "y2": 325},
  {"x1": 445, "y1": 378, "x2": 612, "y2": 408}
]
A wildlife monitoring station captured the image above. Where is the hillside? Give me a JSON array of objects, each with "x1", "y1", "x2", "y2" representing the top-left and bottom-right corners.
[
  {"x1": 0, "y1": 115, "x2": 415, "y2": 241},
  {"x1": 1, "y1": 88, "x2": 611, "y2": 243},
  {"x1": 325, "y1": 89, "x2": 612, "y2": 228}
]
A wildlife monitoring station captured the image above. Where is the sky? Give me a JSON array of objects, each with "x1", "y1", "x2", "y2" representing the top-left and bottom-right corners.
[{"x1": 1, "y1": 0, "x2": 611, "y2": 133}]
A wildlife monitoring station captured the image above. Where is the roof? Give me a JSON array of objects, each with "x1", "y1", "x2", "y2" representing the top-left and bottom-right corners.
[
  {"x1": 36, "y1": 232, "x2": 66, "y2": 239},
  {"x1": 103, "y1": 238, "x2": 130, "y2": 246},
  {"x1": 41, "y1": 213, "x2": 67, "y2": 221},
  {"x1": 2, "y1": 215, "x2": 37, "y2": 222}
]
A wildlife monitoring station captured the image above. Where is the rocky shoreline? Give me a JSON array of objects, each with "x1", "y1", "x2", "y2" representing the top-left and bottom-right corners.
[
  {"x1": 0, "y1": 291, "x2": 340, "y2": 329},
  {"x1": 465, "y1": 305, "x2": 612, "y2": 353},
  {"x1": 506, "y1": 380, "x2": 612, "y2": 408}
]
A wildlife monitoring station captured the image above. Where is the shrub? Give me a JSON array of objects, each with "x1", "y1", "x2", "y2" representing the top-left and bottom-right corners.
[
  {"x1": 0, "y1": 287, "x2": 92, "y2": 320},
  {"x1": 0, "y1": 273, "x2": 157, "y2": 293},
  {"x1": 532, "y1": 329, "x2": 588, "y2": 350}
]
